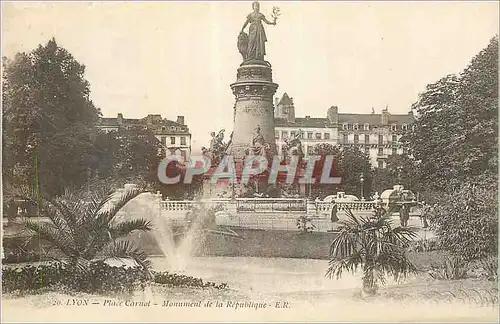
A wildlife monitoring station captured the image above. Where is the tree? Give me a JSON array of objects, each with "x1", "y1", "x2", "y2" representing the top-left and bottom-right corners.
[
  {"x1": 311, "y1": 144, "x2": 372, "y2": 198},
  {"x1": 96, "y1": 126, "x2": 162, "y2": 184},
  {"x1": 326, "y1": 208, "x2": 418, "y2": 296},
  {"x1": 401, "y1": 36, "x2": 498, "y2": 262},
  {"x1": 9, "y1": 182, "x2": 153, "y2": 275},
  {"x1": 404, "y1": 36, "x2": 498, "y2": 192},
  {"x1": 371, "y1": 155, "x2": 421, "y2": 194},
  {"x1": 311, "y1": 143, "x2": 341, "y2": 197},
  {"x1": 339, "y1": 146, "x2": 372, "y2": 197},
  {"x1": 2, "y1": 38, "x2": 101, "y2": 198}
]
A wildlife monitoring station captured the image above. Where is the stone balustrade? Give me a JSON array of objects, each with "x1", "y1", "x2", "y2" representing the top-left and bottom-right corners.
[
  {"x1": 235, "y1": 198, "x2": 308, "y2": 213},
  {"x1": 315, "y1": 201, "x2": 376, "y2": 213},
  {"x1": 160, "y1": 198, "x2": 377, "y2": 217}
]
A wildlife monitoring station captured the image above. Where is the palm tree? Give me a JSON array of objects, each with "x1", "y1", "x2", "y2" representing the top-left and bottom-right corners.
[
  {"x1": 9, "y1": 182, "x2": 153, "y2": 276},
  {"x1": 326, "y1": 207, "x2": 418, "y2": 296}
]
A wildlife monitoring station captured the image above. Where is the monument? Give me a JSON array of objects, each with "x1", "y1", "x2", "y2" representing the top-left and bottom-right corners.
[
  {"x1": 227, "y1": 1, "x2": 281, "y2": 160},
  {"x1": 202, "y1": 2, "x2": 302, "y2": 198}
]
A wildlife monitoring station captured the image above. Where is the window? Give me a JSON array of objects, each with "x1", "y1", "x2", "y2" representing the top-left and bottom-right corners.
[
  {"x1": 282, "y1": 131, "x2": 288, "y2": 138},
  {"x1": 365, "y1": 134, "x2": 370, "y2": 143},
  {"x1": 392, "y1": 135, "x2": 397, "y2": 142},
  {"x1": 391, "y1": 124, "x2": 397, "y2": 131},
  {"x1": 343, "y1": 134, "x2": 348, "y2": 143},
  {"x1": 353, "y1": 123, "x2": 359, "y2": 130},
  {"x1": 161, "y1": 136, "x2": 166, "y2": 146},
  {"x1": 290, "y1": 131, "x2": 296, "y2": 138},
  {"x1": 307, "y1": 146, "x2": 313, "y2": 154},
  {"x1": 378, "y1": 147, "x2": 383, "y2": 155},
  {"x1": 275, "y1": 131, "x2": 279, "y2": 139},
  {"x1": 315, "y1": 133, "x2": 321, "y2": 139},
  {"x1": 161, "y1": 126, "x2": 166, "y2": 131},
  {"x1": 378, "y1": 135, "x2": 383, "y2": 144},
  {"x1": 170, "y1": 137, "x2": 176, "y2": 145},
  {"x1": 307, "y1": 132, "x2": 313, "y2": 139},
  {"x1": 343, "y1": 123, "x2": 348, "y2": 130},
  {"x1": 180, "y1": 137, "x2": 186, "y2": 145},
  {"x1": 282, "y1": 107, "x2": 288, "y2": 114},
  {"x1": 378, "y1": 161, "x2": 384, "y2": 169},
  {"x1": 364, "y1": 123, "x2": 370, "y2": 131},
  {"x1": 324, "y1": 133, "x2": 330, "y2": 140},
  {"x1": 402, "y1": 124, "x2": 408, "y2": 131},
  {"x1": 364, "y1": 145, "x2": 369, "y2": 153},
  {"x1": 392, "y1": 147, "x2": 397, "y2": 155},
  {"x1": 354, "y1": 134, "x2": 359, "y2": 144}
]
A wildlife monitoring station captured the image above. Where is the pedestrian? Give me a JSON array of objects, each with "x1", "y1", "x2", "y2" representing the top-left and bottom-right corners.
[
  {"x1": 420, "y1": 201, "x2": 430, "y2": 228},
  {"x1": 330, "y1": 203, "x2": 339, "y2": 223}
]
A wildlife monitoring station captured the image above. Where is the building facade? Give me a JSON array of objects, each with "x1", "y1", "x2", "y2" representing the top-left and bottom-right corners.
[
  {"x1": 97, "y1": 113, "x2": 192, "y2": 160},
  {"x1": 273, "y1": 93, "x2": 415, "y2": 168}
]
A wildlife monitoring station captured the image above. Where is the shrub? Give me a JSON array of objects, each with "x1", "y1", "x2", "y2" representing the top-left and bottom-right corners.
[
  {"x1": 479, "y1": 256, "x2": 498, "y2": 281},
  {"x1": 428, "y1": 176, "x2": 498, "y2": 261},
  {"x1": 2, "y1": 261, "x2": 148, "y2": 294},
  {"x1": 152, "y1": 271, "x2": 227, "y2": 289},
  {"x1": 429, "y1": 256, "x2": 468, "y2": 280},
  {"x1": 408, "y1": 238, "x2": 440, "y2": 253},
  {"x1": 296, "y1": 215, "x2": 315, "y2": 233},
  {"x1": 2, "y1": 261, "x2": 228, "y2": 294}
]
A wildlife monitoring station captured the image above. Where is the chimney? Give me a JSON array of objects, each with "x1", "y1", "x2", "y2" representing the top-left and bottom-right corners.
[
  {"x1": 287, "y1": 104, "x2": 295, "y2": 123},
  {"x1": 176, "y1": 116, "x2": 185, "y2": 125},
  {"x1": 327, "y1": 106, "x2": 338, "y2": 124},
  {"x1": 117, "y1": 113, "x2": 123, "y2": 125},
  {"x1": 381, "y1": 106, "x2": 390, "y2": 125}
]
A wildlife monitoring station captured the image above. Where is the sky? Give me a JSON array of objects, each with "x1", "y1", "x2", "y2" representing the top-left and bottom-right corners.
[{"x1": 2, "y1": 1, "x2": 499, "y2": 152}]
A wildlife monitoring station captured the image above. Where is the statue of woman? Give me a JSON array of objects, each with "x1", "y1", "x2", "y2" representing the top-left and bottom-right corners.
[
  {"x1": 240, "y1": 1, "x2": 276, "y2": 61},
  {"x1": 251, "y1": 126, "x2": 270, "y2": 157},
  {"x1": 252, "y1": 126, "x2": 263, "y2": 144}
]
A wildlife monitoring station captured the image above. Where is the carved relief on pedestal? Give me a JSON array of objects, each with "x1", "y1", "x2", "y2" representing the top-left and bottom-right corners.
[
  {"x1": 236, "y1": 65, "x2": 273, "y2": 81},
  {"x1": 231, "y1": 83, "x2": 278, "y2": 101}
]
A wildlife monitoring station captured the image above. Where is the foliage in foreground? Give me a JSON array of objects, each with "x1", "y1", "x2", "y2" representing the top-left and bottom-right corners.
[
  {"x1": 429, "y1": 256, "x2": 468, "y2": 280},
  {"x1": 2, "y1": 261, "x2": 228, "y2": 295},
  {"x1": 479, "y1": 256, "x2": 499, "y2": 281},
  {"x1": 7, "y1": 182, "x2": 153, "y2": 276},
  {"x1": 428, "y1": 176, "x2": 498, "y2": 261},
  {"x1": 326, "y1": 207, "x2": 418, "y2": 295}
]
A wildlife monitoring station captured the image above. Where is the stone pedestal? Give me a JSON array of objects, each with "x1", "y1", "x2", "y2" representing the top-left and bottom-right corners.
[{"x1": 229, "y1": 61, "x2": 279, "y2": 159}]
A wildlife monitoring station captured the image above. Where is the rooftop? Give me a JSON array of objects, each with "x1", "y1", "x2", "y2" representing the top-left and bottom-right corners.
[
  {"x1": 277, "y1": 93, "x2": 293, "y2": 106},
  {"x1": 275, "y1": 112, "x2": 414, "y2": 127},
  {"x1": 97, "y1": 114, "x2": 190, "y2": 134},
  {"x1": 275, "y1": 117, "x2": 331, "y2": 128},
  {"x1": 338, "y1": 113, "x2": 414, "y2": 124}
]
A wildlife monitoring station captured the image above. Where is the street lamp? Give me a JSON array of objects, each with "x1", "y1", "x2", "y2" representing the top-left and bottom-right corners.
[
  {"x1": 397, "y1": 166, "x2": 403, "y2": 185},
  {"x1": 360, "y1": 174, "x2": 365, "y2": 201}
]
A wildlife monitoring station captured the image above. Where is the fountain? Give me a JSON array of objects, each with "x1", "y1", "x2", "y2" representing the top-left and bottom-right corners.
[{"x1": 107, "y1": 185, "x2": 241, "y2": 272}]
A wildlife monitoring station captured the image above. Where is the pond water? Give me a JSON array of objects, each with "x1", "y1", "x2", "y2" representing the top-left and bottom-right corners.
[
  {"x1": 151, "y1": 256, "x2": 362, "y2": 300},
  {"x1": 3, "y1": 256, "x2": 498, "y2": 322}
]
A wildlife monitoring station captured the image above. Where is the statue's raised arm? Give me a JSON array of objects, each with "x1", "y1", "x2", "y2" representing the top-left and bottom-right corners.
[{"x1": 238, "y1": 2, "x2": 280, "y2": 62}]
